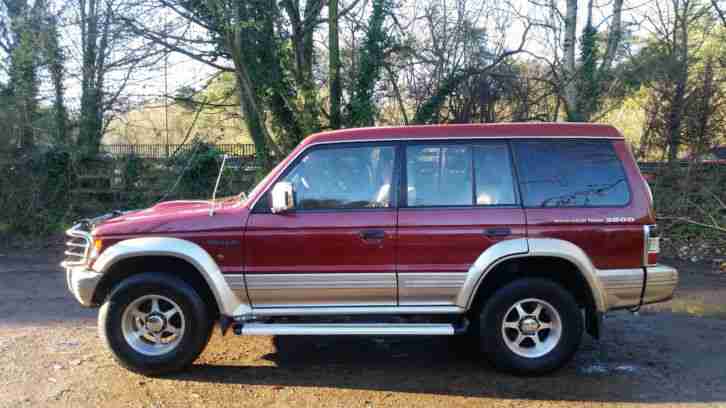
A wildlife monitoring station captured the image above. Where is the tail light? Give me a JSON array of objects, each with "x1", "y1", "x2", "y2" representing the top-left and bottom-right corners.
[{"x1": 644, "y1": 224, "x2": 660, "y2": 266}]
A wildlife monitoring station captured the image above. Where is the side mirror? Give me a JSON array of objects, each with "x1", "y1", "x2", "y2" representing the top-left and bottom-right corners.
[{"x1": 271, "y1": 181, "x2": 295, "y2": 213}]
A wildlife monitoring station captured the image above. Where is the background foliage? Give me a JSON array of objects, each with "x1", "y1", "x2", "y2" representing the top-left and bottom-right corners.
[{"x1": 0, "y1": 0, "x2": 724, "y2": 254}]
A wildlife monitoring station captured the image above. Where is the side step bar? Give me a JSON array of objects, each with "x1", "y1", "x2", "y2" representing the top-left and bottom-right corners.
[{"x1": 233, "y1": 321, "x2": 468, "y2": 336}]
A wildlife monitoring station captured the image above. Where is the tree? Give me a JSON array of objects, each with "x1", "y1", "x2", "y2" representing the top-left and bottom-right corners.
[
  {"x1": 528, "y1": 0, "x2": 625, "y2": 122},
  {"x1": 328, "y1": 0, "x2": 342, "y2": 129},
  {"x1": 39, "y1": 10, "x2": 67, "y2": 144},
  {"x1": 1, "y1": 0, "x2": 45, "y2": 151},
  {"x1": 123, "y1": 0, "x2": 374, "y2": 171},
  {"x1": 348, "y1": 0, "x2": 392, "y2": 127},
  {"x1": 0, "y1": 0, "x2": 70, "y2": 149},
  {"x1": 72, "y1": 0, "x2": 163, "y2": 156},
  {"x1": 385, "y1": 0, "x2": 530, "y2": 125},
  {"x1": 638, "y1": 0, "x2": 712, "y2": 161}
]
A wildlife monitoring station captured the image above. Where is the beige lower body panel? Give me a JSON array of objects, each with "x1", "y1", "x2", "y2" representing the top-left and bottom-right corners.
[
  {"x1": 597, "y1": 268, "x2": 644, "y2": 310},
  {"x1": 242, "y1": 273, "x2": 397, "y2": 307},
  {"x1": 643, "y1": 264, "x2": 678, "y2": 305},
  {"x1": 398, "y1": 272, "x2": 467, "y2": 306},
  {"x1": 230, "y1": 272, "x2": 469, "y2": 309},
  {"x1": 598, "y1": 264, "x2": 679, "y2": 310}
]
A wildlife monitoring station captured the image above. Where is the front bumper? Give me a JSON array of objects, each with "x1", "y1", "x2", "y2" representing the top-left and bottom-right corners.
[{"x1": 64, "y1": 264, "x2": 102, "y2": 307}]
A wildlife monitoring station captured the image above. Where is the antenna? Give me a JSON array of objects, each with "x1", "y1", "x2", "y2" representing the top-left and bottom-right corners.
[{"x1": 209, "y1": 154, "x2": 228, "y2": 216}]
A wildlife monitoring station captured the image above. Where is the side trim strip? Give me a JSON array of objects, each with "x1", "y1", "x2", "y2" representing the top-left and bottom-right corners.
[
  {"x1": 239, "y1": 323, "x2": 456, "y2": 336},
  {"x1": 252, "y1": 306, "x2": 465, "y2": 316},
  {"x1": 246, "y1": 273, "x2": 396, "y2": 289}
]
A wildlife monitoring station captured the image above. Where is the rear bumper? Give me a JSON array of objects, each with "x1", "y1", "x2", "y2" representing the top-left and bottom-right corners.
[
  {"x1": 598, "y1": 264, "x2": 678, "y2": 311},
  {"x1": 642, "y1": 264, "x2": 679, "y2": 305},
  {"x1": 64, "y1": 264, "x2": 102, "y2": 307}
]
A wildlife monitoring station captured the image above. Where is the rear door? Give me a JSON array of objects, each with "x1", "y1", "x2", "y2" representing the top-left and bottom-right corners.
[
  {"x1": 397, "y1": 140, "x2": 526, "y2": 306},
  {"x1": 244, "y1": 143, "x2": 399, "y2": 308}
]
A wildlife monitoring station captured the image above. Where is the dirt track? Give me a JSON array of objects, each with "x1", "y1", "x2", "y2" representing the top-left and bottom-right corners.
[{"x1": 1, "y1": 248, "x2": 726, "y2": 407}]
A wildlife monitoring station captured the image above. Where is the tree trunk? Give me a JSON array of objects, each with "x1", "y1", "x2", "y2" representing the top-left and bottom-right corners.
[
  {"x1": 349, "y1": 0, "x2": 389, "y2": 127},
  {"x1": 6, "y1": 1, "x2": 43, "y2": 152},
  {"x1": 282, "y1": 0, "x2": 323, "y2": 136},
  {"x1": 667, "y1": 1, "x2": 690, "y2": 162},
  {"x1": 44, "y1": 17, "x2": 67, "y2": 144},
  {"x1": 562, "y1": 0, "x2": 579, "y2": 121},
  {"x1": 10, "y1": 31, "x2": 38, "y2": 152},
  {"x1": 600, "y1": 0, "x2": 624, "y2": 73},
  {"x1": 79, "y1": 0, "x2": 102, "y2": 157},
  {"x1": 328, "y1": 0, "x2": 341, "y2": 129}
]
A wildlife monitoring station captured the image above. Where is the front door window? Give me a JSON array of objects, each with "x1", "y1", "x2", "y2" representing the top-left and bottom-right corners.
[{"x1": 282, "y1": 145, "x2": 396, "y2": 210}]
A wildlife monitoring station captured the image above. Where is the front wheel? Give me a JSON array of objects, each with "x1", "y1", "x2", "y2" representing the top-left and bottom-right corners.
[
  {"x1": 98, "y1": 272, "x2": 213, "y2": 376},
  {"x1": 478, "y1": 278, "x2": 583, "y2": 375}
]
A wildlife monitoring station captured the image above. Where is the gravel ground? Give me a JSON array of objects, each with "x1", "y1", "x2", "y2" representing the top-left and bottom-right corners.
[{"x1": 1, "y1": 249, "x2": 725, "y2": 407}]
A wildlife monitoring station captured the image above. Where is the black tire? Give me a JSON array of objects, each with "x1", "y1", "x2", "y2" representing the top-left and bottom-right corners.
[
  {"x1": 478, "y1": 278, "x2": 583, "y2": 375},
  {"x1": 98, "y1": 272, "x2": 214, "y2": 376}
]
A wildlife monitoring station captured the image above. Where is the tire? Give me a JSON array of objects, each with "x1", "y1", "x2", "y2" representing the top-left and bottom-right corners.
[
  {"x1": 98, "y1": 272, "x2": 214, "y2": 376},
  {"x1": 478, "y1": 278, "x2": 583, "y2": 375}
]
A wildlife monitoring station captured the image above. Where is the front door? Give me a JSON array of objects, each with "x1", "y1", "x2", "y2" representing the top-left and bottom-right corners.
[
  {"x1": 397, "y1": 141, "x2": 526, "y2": 306},
  {"x1": 244, "y1": 143, "x2": 399, "y2": 308}
]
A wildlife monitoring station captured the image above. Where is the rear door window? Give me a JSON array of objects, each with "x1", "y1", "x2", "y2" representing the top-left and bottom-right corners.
[
  {"x1": 405, "y1": 142, "x2": 517, "y2": 207},
  {"x1": 513, "y1": 140, "x2": 630, "y2": 207},
  {"x1": 406, "y1": 145, "x2": 473, "y2": 206}
]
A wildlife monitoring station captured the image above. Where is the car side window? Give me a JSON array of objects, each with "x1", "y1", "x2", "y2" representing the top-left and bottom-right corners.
[
  {"x1": 281, "y1": 145, "x2": 396, "y2": 210},
  {"x1": 405, "y1": 142, "x2": 518, "y2": 207},
  {"x1": 473, "y1": 143, "x2": 517, "y2": 205},
  {"x1": 513, "y1": 140, "x2": 630, "y2": 207},
  {"x1": 406, "y1": 145, "x2": 473, "y2": 206}
]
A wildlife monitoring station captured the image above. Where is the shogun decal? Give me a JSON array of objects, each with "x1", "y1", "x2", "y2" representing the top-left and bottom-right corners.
[{"x1": 553, "y1": 217, "x2": 635, "y2": 224}]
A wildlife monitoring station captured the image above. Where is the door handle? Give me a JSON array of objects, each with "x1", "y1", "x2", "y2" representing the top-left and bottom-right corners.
[
  {"x1": 360, "y1": 229, "x2": 386, "y2": 241},
  {"x1": 484, "y1": 227, "x2": 511, "y2": 237}
]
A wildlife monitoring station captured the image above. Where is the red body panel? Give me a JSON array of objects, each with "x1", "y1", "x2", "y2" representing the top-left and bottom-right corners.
[
  {"x1": 244, "y1": 211, "x2": 397, "y2": 274},
  {"x1": 93, "y1": 200, "x2": 249, "y2": 273},
  {"x1": 397, "y1": 208, "x2": 526, "y2": 273}
]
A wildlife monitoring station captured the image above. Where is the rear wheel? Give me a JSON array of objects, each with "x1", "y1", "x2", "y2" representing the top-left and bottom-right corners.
[
  {"x1": 478, "y1": 278, "x2": 583, "y2": 375},
  {"x1": 98, "y1": 272, "x2": 213, "y2": 376}
]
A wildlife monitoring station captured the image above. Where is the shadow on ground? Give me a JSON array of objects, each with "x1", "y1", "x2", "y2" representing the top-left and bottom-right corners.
[{"x1": 170, "y1": 318, "x2": 726, "y2": 405}]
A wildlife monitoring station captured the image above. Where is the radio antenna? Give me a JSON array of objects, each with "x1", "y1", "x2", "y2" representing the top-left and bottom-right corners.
[{"x1": 209, "y1": 154, "x2": 228, "y2": 216}]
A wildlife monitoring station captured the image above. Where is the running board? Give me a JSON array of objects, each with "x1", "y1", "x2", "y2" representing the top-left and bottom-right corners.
[{"x1": 233, "y1": 321, "x2": 468, "y2": 336}]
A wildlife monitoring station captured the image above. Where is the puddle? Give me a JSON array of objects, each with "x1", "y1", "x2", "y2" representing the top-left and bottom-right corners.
[
  {"x1": 671, "y1": 299, "x2": 726, "y2": 319},
  {"x1": 579, "y1": 363, "x2": 641, "y2": 375}
]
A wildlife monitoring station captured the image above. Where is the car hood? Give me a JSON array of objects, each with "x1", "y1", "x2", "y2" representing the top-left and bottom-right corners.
[{"x1": 92, "y1": 199, "x2": 249, "y2": 237}]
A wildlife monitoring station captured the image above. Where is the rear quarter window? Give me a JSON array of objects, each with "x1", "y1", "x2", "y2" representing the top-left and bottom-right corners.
[{"x1": 513, "y1": 140, "x2": 630, "y2": 207}]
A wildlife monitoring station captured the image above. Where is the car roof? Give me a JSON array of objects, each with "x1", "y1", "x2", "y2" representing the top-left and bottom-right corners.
[{"x1": 303, "y1": 123, "x2": 624, "y2": 146}]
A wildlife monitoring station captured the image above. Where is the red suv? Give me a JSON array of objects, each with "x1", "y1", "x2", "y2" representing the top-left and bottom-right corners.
[{"x1": 62, "y1": 123, "x2": 677, "y2": 376}]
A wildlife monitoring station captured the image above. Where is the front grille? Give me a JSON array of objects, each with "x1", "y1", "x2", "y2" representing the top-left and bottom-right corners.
[{"x1": 62, "y1": 223, "x2": 93, "y2": 267}]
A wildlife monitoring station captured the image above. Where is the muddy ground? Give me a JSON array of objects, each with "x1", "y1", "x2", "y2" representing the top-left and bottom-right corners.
[{"x1": 1, "y1": 248, "x2": 725, "y2": 408}]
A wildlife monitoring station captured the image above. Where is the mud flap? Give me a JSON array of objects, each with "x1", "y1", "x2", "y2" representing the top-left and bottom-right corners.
[{"x1": 585, "y1": 307, "x2": 602, "y2": 339}]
